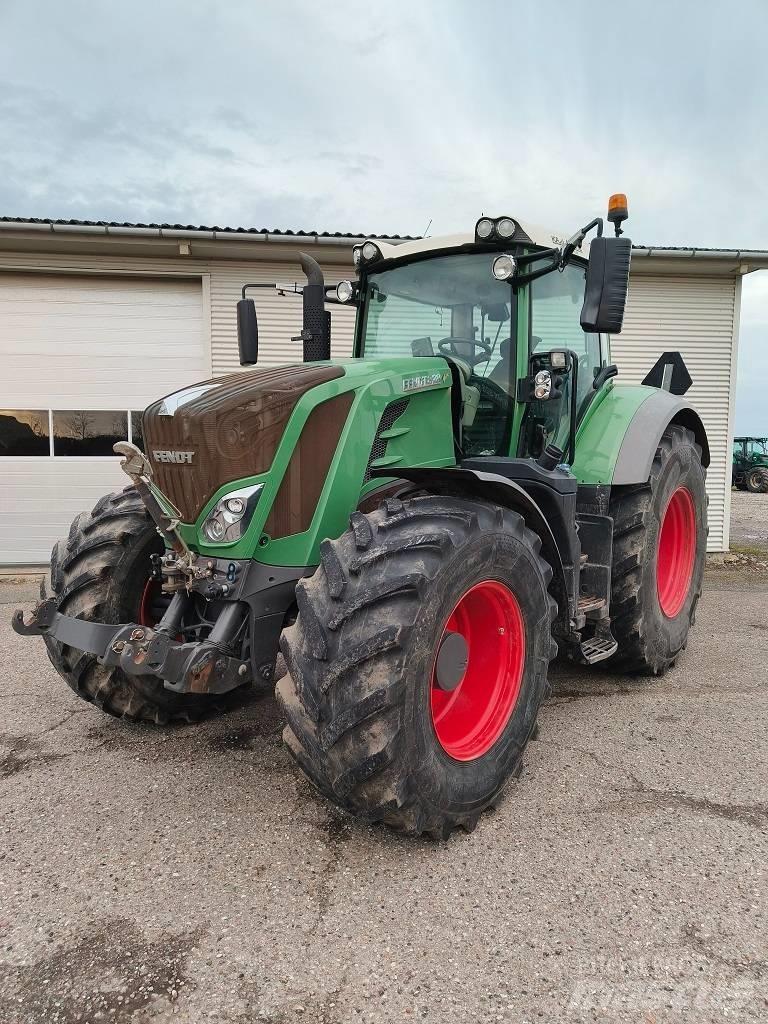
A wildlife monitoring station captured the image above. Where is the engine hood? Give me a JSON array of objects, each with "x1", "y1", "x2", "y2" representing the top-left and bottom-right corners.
[{"x1": 142, "y1": 363, "x2": 344, "y2": 522}]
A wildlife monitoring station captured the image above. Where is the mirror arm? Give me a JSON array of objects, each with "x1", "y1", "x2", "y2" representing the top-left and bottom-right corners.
[
  {"x1": 514, "y1": 255, "x2": 561, "y2": 288},
  {"x1": 558, "y1": 217, "x2": 603, "y2": 268},
  {"x1": 515, "y1": 247, "x2": 560, "y2": 268}
]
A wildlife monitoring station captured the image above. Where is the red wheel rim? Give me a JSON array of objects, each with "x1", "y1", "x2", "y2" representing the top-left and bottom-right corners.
[
  {"x1": 430, "y1": 580, "x2": 525, "y2": 762},
  {"x1": 138, "y1": 577, "x2": 164, "y2": 627},
  {"x1": 656, "y1": 486, "x2": 696, "y2": 618}
]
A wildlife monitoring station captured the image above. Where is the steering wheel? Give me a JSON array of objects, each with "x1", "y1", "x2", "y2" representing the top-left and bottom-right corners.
[{"x1": 437, "y1": 337, "x2": 491, "y2": 367}]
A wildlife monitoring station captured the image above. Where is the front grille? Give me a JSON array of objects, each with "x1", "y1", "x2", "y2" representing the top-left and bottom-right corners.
[{"x1": 363, "y1": 398, "x2": 409, "y2": 483}]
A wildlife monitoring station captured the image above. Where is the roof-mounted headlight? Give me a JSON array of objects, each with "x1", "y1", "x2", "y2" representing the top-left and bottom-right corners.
[
  {"x1": 361, "y1": 241, "x2": 381, "y2": 262},
  {"x1": 495, "y1": 217, "x2": 516, "y2": 240},
  {"x1": 352, "y1": 245, "x2": 363, "y2": 266},
  {"x1": 336, "y1": 280, "x2": 355, "y2": 303},
  {"x1": 476, "y1": 218, "x2": 494, "y2": 240},
  {"x1": 492, "y1": 254, "x2": 517, "y2": 281},
  {"x1": 475, "y1": 216, "x2": 518, "y2": 243}
]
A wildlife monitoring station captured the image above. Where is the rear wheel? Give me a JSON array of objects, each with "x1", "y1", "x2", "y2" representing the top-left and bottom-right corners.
[
  {"x1": 277, "y1": 495, "x2": 556, "y2": 838},
  {"x1": 43, "y1": 487, "x2": 240, "y2": 723},
  {"x1": 609, "y1": 425, "x2": 707, "y2": 674},
  {"x1": 746, "y1": 468, "x2": 768, "y2": 493}
]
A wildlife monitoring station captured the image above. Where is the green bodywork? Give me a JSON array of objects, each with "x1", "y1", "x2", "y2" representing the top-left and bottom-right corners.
[
  {"x1": 174, "y1": 357, "x2": 455, "y2": 565},
  {"x1": 160, "y1": 246, "x2": 697, "y2": 570},
  {"x1": 170, "y1": 361, "x2": 662, "y2": 568}
]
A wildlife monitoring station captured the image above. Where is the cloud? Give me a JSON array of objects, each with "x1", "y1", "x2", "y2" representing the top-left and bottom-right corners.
[{"x1": 0, "y1": 0, "x2": 767, "y2": 425}]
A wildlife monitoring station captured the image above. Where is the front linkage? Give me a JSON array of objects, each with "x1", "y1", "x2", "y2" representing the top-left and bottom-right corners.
[
  {"x1": 12, "y1": 441, "x2": 301, "y2": 696},
  {"x1": 13, "y1": 592, "x2": 250, "y2": 694}
]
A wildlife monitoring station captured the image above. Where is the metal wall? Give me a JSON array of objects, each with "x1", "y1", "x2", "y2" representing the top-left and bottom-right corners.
[{"x1": 611, "y1": 272, "x2": 740, "y2": 551}]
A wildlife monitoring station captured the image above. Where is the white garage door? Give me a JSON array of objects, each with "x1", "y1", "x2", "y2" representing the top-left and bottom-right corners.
[
  {"x1": 0, "y1": 273, "x2": 207, "y2": 564},
  {"x1": 613, "y1": 273, "x2": 739, "y2": 552}
]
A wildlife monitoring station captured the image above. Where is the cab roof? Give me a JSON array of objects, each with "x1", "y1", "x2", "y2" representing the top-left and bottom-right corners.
[{"x1": 368, "y1": 218, "x2": 589, "y2": 262}]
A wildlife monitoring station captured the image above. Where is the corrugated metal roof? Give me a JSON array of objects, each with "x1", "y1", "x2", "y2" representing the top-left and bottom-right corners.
[
  {"x1": 2, "y1": 217, "x2": 767, "y2": 261},
  {"x1": 0, "y1": 215, "x2": 418, "y2": 240}
]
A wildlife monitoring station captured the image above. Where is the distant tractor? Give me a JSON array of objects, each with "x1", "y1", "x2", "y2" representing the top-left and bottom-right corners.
[
  {"x1": 732, "y1": 437, "x2": 768, "y2": 493},
  {"x1": 14, "y1": 196, "x2": 710, "y2": 838}
]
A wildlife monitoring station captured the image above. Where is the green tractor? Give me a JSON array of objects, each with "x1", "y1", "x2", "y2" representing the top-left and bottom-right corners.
[
  {"x1": 13, "y1": 196, "x2": 709, "y2": 838},
  {"x1": 732, "y1": 437, "x2": 768, "y2": 493}
]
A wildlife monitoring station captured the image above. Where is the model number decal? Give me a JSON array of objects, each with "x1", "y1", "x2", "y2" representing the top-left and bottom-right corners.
[
  {"x1": 402, "y1": 372, "x2": 446, "y2": 393},
  {"x1": 152, "y1": 450, "x2": 195, "y2": 464}
]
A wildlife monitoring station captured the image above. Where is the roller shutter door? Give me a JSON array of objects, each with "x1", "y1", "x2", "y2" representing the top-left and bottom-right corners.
[
  {"x1": 0, "y1": 273, "x2": 207, "y2": 564},
  {"x1": 612, "y1": 273, "x2": 738, "y2": 551}
]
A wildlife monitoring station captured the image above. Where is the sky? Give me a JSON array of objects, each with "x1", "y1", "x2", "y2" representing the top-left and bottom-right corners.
[{"x1": 0, "y1": 0, "x2": 766, "y2": 432}]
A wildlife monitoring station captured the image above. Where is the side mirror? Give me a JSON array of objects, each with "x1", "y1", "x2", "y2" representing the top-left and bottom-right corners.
[
  {"x1": 237, "y1": 298, "x2": 259, "y2": 365},
  {"x1": 580, "y1": 236, "x2": 632, "y2": 334}
]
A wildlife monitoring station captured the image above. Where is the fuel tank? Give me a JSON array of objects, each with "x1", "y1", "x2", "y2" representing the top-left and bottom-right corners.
[{"x1": 142, "y1": 364, "x2": 344, "y2": 522}]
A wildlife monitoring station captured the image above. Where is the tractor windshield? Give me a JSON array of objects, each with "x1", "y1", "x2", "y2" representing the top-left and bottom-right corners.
[{"x1": 358, "y1": 253, "x2": 517, "y2": 393}]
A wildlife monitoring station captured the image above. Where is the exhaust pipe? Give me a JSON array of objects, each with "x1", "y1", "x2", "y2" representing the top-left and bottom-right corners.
[{"x1": 298, "y1": 252, "x2": 331, "y2": 362}]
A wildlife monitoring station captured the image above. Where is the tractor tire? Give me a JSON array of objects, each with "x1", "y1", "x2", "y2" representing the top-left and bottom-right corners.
[
  {"x1": 746, "y1": 468, "x2": 768, "y2": 493},
  {"x1": 609, "y1": 424, "x2": 707, "y2": 675},
  {"x1": 277, "y1": 495, "x2": 556, "y2": 838},
  {"x1": 43, "y1": 487, "x2": 239, "y2": 724}
]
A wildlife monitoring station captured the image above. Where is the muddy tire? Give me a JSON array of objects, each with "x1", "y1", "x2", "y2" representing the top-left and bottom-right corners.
[
  {"x1": 746, "y1": 468, "x2": 768, "y2": 494},
  {"x1": 43, "y1": 487, "x2": 237, "y2": 723},
  {"x1": 609, "y1": 425, "x2": 707, "y2": 675},
  {"x1": 277, "y1": 495, "x2": 556, "y2": 838}
]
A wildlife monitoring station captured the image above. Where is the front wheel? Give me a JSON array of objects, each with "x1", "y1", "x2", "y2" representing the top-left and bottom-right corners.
[
  {"x1": 277, "y1": 495, "x2": 556, "y2": 838},
  {"x1": 609, "y1": 425, "x2": 707, "y2": 674},
  {"x1": 43, "y1": 488, "x2": 243, "y2": 723},
  {"x1": 746, "y1": 468, "x2": 768, "y2": 493}
]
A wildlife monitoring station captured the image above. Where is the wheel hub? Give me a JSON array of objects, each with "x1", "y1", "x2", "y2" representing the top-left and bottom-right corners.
[
  {"x1": 430, "y1": 580, "x2": 525, "y2": 762},
  {"x1": 434, "y1": 631, "x2": 469, "y2": 691}
]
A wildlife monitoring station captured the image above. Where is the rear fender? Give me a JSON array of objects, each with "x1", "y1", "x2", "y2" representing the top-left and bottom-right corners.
[
  {"x1": 613, "y1": 393, "x2": 710, "y2": 485},
  {"x1": 572, "y1": 385, "x2": 710, "y2": 487},
  {"x1": 372, "y1": 466, "x2": 570, "y2": 633}
]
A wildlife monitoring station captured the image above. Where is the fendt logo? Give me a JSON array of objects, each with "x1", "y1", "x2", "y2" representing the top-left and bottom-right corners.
[{"x1": 152, "y1": 450, "x2": 195, "y2": 464}]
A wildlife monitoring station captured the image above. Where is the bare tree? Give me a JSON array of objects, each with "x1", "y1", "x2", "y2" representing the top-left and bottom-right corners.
[
  {"x1": 110, "y1": 413, "x2": 128, "y2": 438},
  {"x1": 64, "y1": 411, "x2": 94, "y2": 440},
  {"x1": 29, "y1": 412, "x2": 48, "y2": 437}
]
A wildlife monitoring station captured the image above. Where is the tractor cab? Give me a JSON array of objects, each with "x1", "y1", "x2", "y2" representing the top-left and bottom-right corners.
[{"x1": 339, "y1": 199, "x2": 632, "y2": 469}]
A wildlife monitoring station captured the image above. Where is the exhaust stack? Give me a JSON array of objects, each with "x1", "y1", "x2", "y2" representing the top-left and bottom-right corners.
[{"x1": 298, "y1": 252, "x2": 331, "y2": 362}]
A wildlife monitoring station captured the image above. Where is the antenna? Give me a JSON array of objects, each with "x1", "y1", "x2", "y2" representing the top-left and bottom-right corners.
[{"x1": 422, "y1": 218, "x2": 432, "y2": 238}]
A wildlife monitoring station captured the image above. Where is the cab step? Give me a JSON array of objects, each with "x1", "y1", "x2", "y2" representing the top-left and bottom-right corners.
[{"x1": 577, "y1": 632, "x2": 618, "y2": 665}]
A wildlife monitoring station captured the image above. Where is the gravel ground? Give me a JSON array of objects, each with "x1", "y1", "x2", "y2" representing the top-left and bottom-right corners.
[
  {"x1": 730, "y1": 489, "x2": 768, "y2": 555},
  {"x1": 1, "y1": 571, "x2": 767, "y2": 1023}
]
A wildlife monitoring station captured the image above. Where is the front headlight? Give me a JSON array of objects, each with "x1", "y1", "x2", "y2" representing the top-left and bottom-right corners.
[{"x1": 202, "y1": 484, "x2": 264, "y2": 543}]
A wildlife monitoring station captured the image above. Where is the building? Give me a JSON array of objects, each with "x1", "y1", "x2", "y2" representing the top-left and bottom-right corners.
[{"x1": 1, "y1": 216, "x2": 765, "y2": 564}]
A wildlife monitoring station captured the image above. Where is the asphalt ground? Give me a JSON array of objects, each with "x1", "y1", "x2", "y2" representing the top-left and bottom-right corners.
[{"x1": 0, "y1": 563, "x2": 766, "y2": 1024}]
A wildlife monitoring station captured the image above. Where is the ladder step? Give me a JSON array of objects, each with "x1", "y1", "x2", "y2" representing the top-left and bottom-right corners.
[{"x1": 578, "y1": 634, "x2": 618, "y2": 665}]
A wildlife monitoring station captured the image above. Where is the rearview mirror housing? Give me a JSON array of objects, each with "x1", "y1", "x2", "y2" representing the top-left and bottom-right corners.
[
  {"x1": 237, "y1": 298, "x2": 259, "y2": 365},
  {"x1": 580, "y1": 236, "x2": 632, "y2": 334}
]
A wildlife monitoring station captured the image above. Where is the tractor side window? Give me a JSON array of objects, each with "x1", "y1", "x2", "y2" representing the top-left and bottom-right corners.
[{"x1": 531, "y1": 263, "x2": 602, "y2": 417}]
